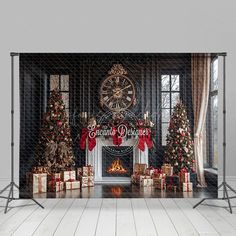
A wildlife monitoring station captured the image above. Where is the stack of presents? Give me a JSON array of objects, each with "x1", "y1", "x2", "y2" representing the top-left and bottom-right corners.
[
  {"x1": 131, "y1": 163, "x2": 197, "y2": 192},
  {"x1": 26, "y1": 165, "x2": 94, "y2": 194}
]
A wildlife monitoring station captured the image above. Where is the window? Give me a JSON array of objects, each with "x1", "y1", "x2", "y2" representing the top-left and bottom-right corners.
[
  {"x1": 161, "y1": 74, "x2": 180, "y2": 145},
  {"x1": 49, "y1": 74, "x2": 70, "y2": 116},
  {"x1": 207, "y1": 59, "x2": 218, "y2": 169}
]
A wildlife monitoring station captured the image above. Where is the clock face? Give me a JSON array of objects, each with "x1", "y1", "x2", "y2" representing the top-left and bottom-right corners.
[{"x1": 100, "y1": 74, "x2": 136, "y2": 112}]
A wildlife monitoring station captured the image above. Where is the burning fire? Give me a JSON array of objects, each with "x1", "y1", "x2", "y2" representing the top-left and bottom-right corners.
[{"x1": 107, "y1": 158, "x2": 127, "y2": 174}]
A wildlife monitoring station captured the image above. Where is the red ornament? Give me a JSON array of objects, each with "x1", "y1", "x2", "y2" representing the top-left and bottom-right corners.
[
  {"x1": 182, "y1": 132, "x2": 186, "y2": 137},
  {"x1": 57, "y1": 121, "x2": 63, "y2": 127}
]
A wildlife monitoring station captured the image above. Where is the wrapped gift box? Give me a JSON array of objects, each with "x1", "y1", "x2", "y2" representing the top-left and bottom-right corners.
[
  {"x1": 153, "y1": 169, "x2": 165, "y2": 179},
  {"x1": 179, "y1": 171, "x2": 190, "y2": 183},
  {"x1": 27, "y1": 173, "x2": 47, "y2": 194},
  {"x1": 182, "y1": 182, "x2": 193, "y2": 192},
  {"x1": 134, "y1": 163, "x2": 147, "y2": 175},
  {"x1": 79, "y1": 176, "x2": 94, "y2": 187},
  {"x1": 77, "y1": 168, "x2": 83, "y2": 177},
  {"x1": 161, "y1": 164, "x2": 173, "y2": 176},
  {"x1": 165, "y1": 175, "x2": 180, "y2": 190},
  {"x1": 140, "y1": 178, "x2": 153, "y2": 187},
  {"x1": 139, "y1": 175, "x2": 151, "y2": 183},
  {"x1": 153, "y1": 178, "x2": 165, "y2": 190},
  {"x1": 65, "y1": 180, "x2": 80, "y2": 190},
  {"x1": 61, "y1": 170, "x2": 76, "y2": 182},
  {"x1": 82, "y1": 165, "x2": 94, "y2": 176},
  {"x1": 48, "y1": 180, "x2": 64, "y2": 192},
  {"x1": 145, "y1": 167, "x2": 155, "y2": 176},
  {"x1": 47, "y1": 173, "x2": 61, "y2": 182},
  {"x1": 131, "y1": 174, "x2": 139, "y2": 184}
]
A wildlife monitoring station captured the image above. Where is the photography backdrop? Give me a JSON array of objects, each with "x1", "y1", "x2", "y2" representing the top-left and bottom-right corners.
[
  {"x1": 19, "y1": 53, "x2": 217, "y2": 198},
  {"x1": 0, "y1": 1, "x2": 235, "y2": 194}
]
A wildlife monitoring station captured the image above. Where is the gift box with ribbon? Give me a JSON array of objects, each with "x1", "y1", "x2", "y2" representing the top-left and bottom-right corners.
[
  {"x1": 47, "y1": 173, "x2": 61, "y2": 182},
  {"x1": 179, "y1": 168, "x2": 190, "y2": 183},
  {"x1": 27, "y1": 173, "x2": 47, "y2": 194},
  {"x1": 131, "y1": 174, "x2": 139, "y2": 184},
  {"x1": 165, "y1": 175, "x2": 180, "y2": 191},
  {"x1": 65, "y1": 179, "x2": 80, "y2": 190},
  {"x1": 82, "y1": 165, "x2": 94, "y2": 177},
  {"x1": 48, "y1": 179, "x2": 64, "y2": 192},
  {"x1": 61, "y1": 170, "x2": 76, "y2": 182},
  {"x1": 77, "y1": 168, "x2": 83, "y2": 177},
  {"x1": 153, "y1": 178, "x2": 165, "y2": 190},
  {"x1": 140, "y1": 178, "x2": 153, "y2": 187},
  {"x1": 153, "y1": 168, "x2": 166, "y2": 179},
  {"x1": 139, "y1": 175, "x2": 151, "y2": 182},
  {"x1": 134, "y1": 163, "x2": 147, "y2": 175},
  {"x1": 161, "y1": 164, "x2": 173, "y2": 176},
  {"x1": 182, "y1": 182, "x2": 193, "y2": 192},
  {"x1": 79, "y1": 176, "x2": 94, "y2": 187},
  {"x1": 145, "y1": 166, "x2": 155, "y2": 176}
]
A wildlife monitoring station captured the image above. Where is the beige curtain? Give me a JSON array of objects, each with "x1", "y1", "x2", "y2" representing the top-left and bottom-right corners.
[{"x1": 191, "y1": 53, "x2": 211, "y2": 187}]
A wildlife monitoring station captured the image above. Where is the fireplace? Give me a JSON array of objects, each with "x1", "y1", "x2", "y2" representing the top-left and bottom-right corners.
[
  {"x1": 87, "y1": 137, "x2": 149, "y2": 183},
  {"x1": 102, "y1": 147, "x2": 133, "y2": 177}
]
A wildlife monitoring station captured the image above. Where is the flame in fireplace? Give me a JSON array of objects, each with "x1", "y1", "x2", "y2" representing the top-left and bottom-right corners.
[{"x1": 107, "y1": 158, "x2": 127, "y2": 174}]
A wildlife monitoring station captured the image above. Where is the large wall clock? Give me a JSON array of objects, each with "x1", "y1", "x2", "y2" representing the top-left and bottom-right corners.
[{"x1": 100, "y1": 64, "x2": 136, "y2": 112}]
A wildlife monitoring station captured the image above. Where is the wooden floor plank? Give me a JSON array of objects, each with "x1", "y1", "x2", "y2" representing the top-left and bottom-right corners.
[
  {"x1": 53, "y1": 199, "x2": 88, "y2": 236},
  {"x1": 174, "y1": 199, "x2": 219, "y2": 236},
  {"x1": 74, "y1": 198, "x2": 103, "y2": 236},
  {"x1": 188, "y1": 199, "x2": 236, "y2": 236},
  {"x1": 95, "y1": 199, "x2": 116, "y2": 236},
  {"x1": 145, "y1": 198, "x2": 178, "y2": 236},
  {"x1": 0, "y1": 200, "x2": 31, "y2": 226},
  {"x1": 117, "y1": 199, "x2": 136, "y2": 236},
  {"x1": 12, "y1": 199, "x2": 60, "y2": 236},
  {"x1": 131, "y1": 198, "x2": 157, "y2": 236},
  {"x1": 160, "y1": 199, "x2": 199, "y2": 236},
  {"x1": 32, "y1": 199, "x2": 73, "y2": 236},
  {"x1": 0, "y1": 199, "x2": 45, "y2": 235}
]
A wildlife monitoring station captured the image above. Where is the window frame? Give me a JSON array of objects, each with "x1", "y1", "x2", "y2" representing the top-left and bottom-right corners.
[
  {"x1": 205, "y1": 57, "x2": 218, "y2": 170},
  {"x1": 160, "y1": 73, "x2": 181, "y2": 146},
  {"x1": 48, "y1": 73, "x2": 70, "y2": 117}
]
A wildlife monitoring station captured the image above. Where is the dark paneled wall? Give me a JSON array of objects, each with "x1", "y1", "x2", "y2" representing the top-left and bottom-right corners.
[{"x1": 19, "y1": 53, "x2": 192, "y2": 187}]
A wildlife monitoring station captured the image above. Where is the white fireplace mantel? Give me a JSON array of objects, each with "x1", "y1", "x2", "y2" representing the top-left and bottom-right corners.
[{"x1": 86, "y1": 137, "x2": 149, "y2": 183}]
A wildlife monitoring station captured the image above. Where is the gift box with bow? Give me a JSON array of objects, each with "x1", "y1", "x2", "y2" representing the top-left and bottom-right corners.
[{"x1": 65, "y1": 179, "x2": 80, "y2": 190}]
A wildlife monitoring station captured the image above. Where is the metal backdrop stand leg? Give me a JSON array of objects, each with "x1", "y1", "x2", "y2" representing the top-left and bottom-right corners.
[
  {"x1": 0, "y1": 53, "x2": 44, "y2": 214},
  {"x1": 193, "y1": 52, "x2": 236, "y2": 214}
]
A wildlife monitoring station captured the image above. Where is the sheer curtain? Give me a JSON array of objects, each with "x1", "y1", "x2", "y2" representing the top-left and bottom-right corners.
[{"x1": 191, "y1": 53, "x2": 211, "y2": 187}]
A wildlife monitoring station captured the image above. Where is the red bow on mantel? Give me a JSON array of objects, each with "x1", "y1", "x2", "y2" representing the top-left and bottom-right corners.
[
  {"x1": 79, "y1": 128, "x2": 97, "y2": 151},
  {"x1": 138, "y1": 128, "x2": 153, "y2": 152},
  {"x1": 111, "y1": 126, "x2": 122, "y2": 146}
]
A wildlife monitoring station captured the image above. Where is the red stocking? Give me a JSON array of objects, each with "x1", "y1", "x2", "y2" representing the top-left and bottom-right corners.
[
  {"x1": 138, "y1": 128, "x2": 145, "y2": 152},
  {"x1": 88, "y1": 128, "x2": 97, "y2": 151},
  {"x1": 145, "y1": 128, "x2": 153, "y2": 149},
  {"x1": 112, "y1": 127, "x2": 122, "y2": 146}
]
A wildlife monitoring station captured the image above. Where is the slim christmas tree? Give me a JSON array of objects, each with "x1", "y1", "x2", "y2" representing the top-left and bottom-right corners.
[
  {"x1": 35, "y1": 90, "x2": 75, "y2": 172},
  {"x1": 164, "y1": 101, "x2": 195, "y2": 174}
]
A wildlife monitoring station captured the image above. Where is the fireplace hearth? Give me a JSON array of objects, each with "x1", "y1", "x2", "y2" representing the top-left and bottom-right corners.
[{"x1": 102, "y1": 147, "x2": 133, "y2": 177}]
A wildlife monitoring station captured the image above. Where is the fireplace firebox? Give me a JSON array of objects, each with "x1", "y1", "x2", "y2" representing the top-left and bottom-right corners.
[{"x1": 102, "y1": 147, "x2": 133, "y2": 177}]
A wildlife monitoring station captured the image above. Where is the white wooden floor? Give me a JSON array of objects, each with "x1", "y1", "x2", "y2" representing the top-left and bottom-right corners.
[{"x1": 0, "y1": 196, "x2": 236, "y2": 236}]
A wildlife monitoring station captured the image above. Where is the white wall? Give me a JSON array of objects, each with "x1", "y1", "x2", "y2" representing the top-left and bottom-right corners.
[{"x1": 0, "y1": 0, "x2": 236, "y2": 188}]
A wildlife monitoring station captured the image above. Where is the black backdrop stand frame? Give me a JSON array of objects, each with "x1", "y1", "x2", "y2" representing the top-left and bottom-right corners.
[
  {"x1": 0, "y1": 53, "x2": 44, "y2": 214},
  {"x1": 193, "y1": 52, "x2": 236, "y2": 213}
]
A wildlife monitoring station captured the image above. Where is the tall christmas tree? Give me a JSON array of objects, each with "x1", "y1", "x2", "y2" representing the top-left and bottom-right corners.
[
  {"x1": 35, "y1": 90, "x2": 75, "y2": 172},
  {"x1": 164, "y1": 101, "x2": 195, "y2": 174}
]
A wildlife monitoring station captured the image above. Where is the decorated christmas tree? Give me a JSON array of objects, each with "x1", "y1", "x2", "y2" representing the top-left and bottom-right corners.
[
  {"x1": 35, "y1": 90, "x2": 75, "y2": 172},
  {"x1": 164, "y1": 101, "x2": 195, "y2": 174}
]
